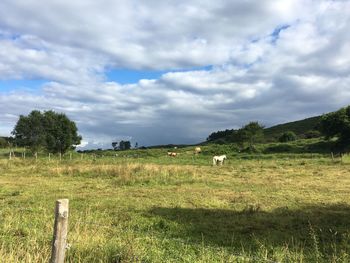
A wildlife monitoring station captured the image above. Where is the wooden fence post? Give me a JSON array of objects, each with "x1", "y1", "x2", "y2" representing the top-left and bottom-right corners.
[{"x1": 50, "y1": 199, "x2": 69, "y2": 263}]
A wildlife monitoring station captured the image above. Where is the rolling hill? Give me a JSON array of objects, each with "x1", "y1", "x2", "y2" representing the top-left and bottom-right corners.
[
  {"x1": 207, "y1": 115, "x2": 322, "y2": 143},
  {"x1": 264, "y1": 116, "x2": 321, "y2": 140}
]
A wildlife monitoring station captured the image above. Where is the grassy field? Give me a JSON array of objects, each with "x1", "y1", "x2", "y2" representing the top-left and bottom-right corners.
[{"x1": 0, "y1": 147, "x2": 350, "y2": 262}]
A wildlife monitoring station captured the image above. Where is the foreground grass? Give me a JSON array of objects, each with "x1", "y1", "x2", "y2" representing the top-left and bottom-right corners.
[{"x1": 0, "y1": 155, "x2": 350, "y2": 262}]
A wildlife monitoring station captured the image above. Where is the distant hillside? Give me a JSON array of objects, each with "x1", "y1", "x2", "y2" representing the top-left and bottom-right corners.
[
  {"x1": 264, "y1": 116, "x2": 322, "y2": 140},
  {"x1": 207, "y1": 115, "x2": 322, "y2": 143}
]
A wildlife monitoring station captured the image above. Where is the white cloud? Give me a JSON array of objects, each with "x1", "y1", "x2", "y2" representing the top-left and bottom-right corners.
[{"x1": 0, "y1": 0, "x2": 350, "y2": 147}]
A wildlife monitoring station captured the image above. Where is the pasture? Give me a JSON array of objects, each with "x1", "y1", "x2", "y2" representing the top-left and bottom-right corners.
[{"x1": 0, "y1": 148, "x2": 350, "y2": 262}]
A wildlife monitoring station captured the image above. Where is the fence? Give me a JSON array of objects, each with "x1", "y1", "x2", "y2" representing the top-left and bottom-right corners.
[
  {"x1": 2, "y1": 150, "x2": 119, "y2": 162},
  {"x1": 1, "y1": 149, "x2": 146, "y2": 161}
]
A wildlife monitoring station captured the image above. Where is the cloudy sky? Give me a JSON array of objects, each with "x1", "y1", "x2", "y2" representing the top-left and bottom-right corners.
[{"x1": 0, "y1": 0, "x2": 349, "y2": 148}]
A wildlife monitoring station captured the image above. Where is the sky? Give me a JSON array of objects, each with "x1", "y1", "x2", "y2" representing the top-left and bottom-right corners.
[{"x1": 0, "y1": 0, "x2": 350, "y2": 148}]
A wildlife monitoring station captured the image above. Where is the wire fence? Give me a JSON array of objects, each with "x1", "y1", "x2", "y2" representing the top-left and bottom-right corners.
[{"x1": 0, "y1": 150, "x2": 142, "y2": 161}]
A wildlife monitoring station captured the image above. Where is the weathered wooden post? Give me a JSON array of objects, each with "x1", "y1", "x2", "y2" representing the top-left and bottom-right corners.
[
  {"x1": 50, "y1": 199, "x2": 69, "y2": 263},
  {"x1": 59, "y1": 153, "x2": 62, "y2": 162},
  {"x1": 35, "y1": 152, "x2": 38, "y2": 162},
  {"x1": 331, "y1": 152, "x2": 334, "y2": 162},
  {"x1": 9, "y1": 150, "x2": 12, "y2": 160},
  {"x1": 49, "y1": 153, "x2": 51, "y2": 161},
  {"x1": 69, "y1": 153, "x2": 72, "y2": 161}
]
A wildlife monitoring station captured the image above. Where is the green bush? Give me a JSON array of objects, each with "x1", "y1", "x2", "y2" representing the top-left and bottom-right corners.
[
  {"x1": 304, "y1": 130, "x2": 321, "y2": 139},
  {"x1": 264, "y1": 144, "x2": 297, "y2": 153},
  {"x1": 0, "y1": 137, "x2": 7, "y2": 148},
  {"x1": 279, "y1": 131, "x2": 297, "y2": 142}
]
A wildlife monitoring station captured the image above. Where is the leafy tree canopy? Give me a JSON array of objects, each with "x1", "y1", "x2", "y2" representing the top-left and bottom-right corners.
[
  {"x1": 112, "y1": 140, "x2": 131, "y2": 150},
  {"x1": 279, "y1": 131, "x2": 297, "y2": 142},
  {"x1": 240, "y1": 121, "x2": 265, "y2": 148},
  {"x1": 320, "y1": 105, "x2": 350, "y2": 144},
  {"x1": 12, "y1": 110, "x2": 81, "y2": 153},
  {"x1": 119, "y1": 140, "x2": 131, "y2": 150},
  {"x1": 112, "y1": 142, "x2": 118, "y2": 150}
]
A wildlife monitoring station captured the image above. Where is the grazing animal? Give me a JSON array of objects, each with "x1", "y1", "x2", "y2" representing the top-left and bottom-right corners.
[
  {"x1": 167, "y1": 152, "x2": 177, "y2": 157},
  {"x1": 194, "y1": 147, "x2": 201, "y2": 154},
  {"x1": 213, "y1": 155, "x2": 227, "y2": 165}
]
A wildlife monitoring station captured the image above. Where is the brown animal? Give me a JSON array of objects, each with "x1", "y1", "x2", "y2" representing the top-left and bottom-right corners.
[
  {"x1": 194, "y1": 147, "x2": 201, "y2": 154},
  {"x1": 167, "y1": 152, "x2": 177, "y2": 157}
]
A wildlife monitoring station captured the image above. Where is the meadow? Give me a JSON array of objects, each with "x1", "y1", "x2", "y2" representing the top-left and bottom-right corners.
[{"x1": 0, "y1": 145, "x2": 350, "y2": 262}]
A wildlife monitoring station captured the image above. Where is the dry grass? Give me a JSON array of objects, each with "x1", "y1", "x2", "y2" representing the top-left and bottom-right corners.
[{"x1": 0, "y1": 156, "x2": 350, "y2": 262}]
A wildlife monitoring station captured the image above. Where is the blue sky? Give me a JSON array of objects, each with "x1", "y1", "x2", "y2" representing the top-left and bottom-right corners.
[
  {"x1": 0, "y1": 0, "x2": 349, "y2": 148},
  {"x1": 106, "y1": 69, "x2": 166, "y2": 84},
  {"x1": 270, "y1": 24, "x2": 290, "y2": 44},
  {"x1": 0, "y1": 79, "x2": 46, "y2": 92},
  {"x1": 105, "y1": 66, "x2": 213, "y2": 84}
]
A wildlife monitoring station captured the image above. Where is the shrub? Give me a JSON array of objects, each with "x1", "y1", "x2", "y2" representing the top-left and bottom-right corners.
[
  {"x1": 0, "y1": 137, "x2": 7, "y2": 148},
  {"x1": 264, "y1": 144, "x2": 296, "y2": 153},
  {"x1": 304, "y1": 130, "x2": 322, "y2": 139},
  {"x1": 279, "y1": 131, "x2": 297, "y2": 142}
]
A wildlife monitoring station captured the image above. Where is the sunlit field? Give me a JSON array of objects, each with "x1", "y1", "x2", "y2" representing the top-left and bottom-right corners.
[{"x1": 0, "y1": 147, "x2": 350, "y2": 262}]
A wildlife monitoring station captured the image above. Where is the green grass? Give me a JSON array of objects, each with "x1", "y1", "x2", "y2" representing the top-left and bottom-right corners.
[
  {"x1": 264, "y1": 116, "x2": 321, "y2": 140},
  {"x1": 1, "y1": 151, "x2": 350, "y2": 262}
]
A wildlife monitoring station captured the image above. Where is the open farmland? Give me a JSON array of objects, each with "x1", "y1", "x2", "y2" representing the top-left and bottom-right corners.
[{"x1": 0, "y1": 149, "x2": 350, "y2": 263}]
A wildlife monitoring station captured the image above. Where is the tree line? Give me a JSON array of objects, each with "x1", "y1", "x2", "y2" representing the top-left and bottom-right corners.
[
  {"x1": 112, "y1": 140, "x2": 133, "y2": 150},
  {"x1": 207, "y1": 121, "x2": 265, "y2": 151},
  {"x1": 207, "y1": 105, "x2": 350, "y2": 151},
  {"x1": 319, "y1": 105, "x2": 350, "y2": 150}
]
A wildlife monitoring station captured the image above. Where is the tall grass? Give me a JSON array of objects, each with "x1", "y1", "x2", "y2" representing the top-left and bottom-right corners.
[{"x1": 0, "y1": 154, "x2": 350, "y2": 262}]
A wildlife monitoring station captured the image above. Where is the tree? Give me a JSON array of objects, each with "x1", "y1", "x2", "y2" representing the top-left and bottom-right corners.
[
  {"x1": 12, "y1": 110, "x2": 81, "y2": 153},
  {"x1": 279, "y1": 131, "x2": 297, "y2": 142},
  {"x1": 240, "y1": 122, "x2": 264, "y2": 149},
  {"x1": 112, "y1": 142, "x2": 118, "y2": 150},
  {"x1": 43, "y1": 111, "x2": 81, "y2": 153},
  {"x1": 12, "y1": 110, "x2": 46, "y2": 152},
  {"x1": 319, "y1": 106, "x2": 350, "y2": 143},
  {"x1": 119, "y1": 140, "x2": 131, "y2": 150},
  {"x1": 206, "y1": 128, "x2": 236, "y2": 142}
]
